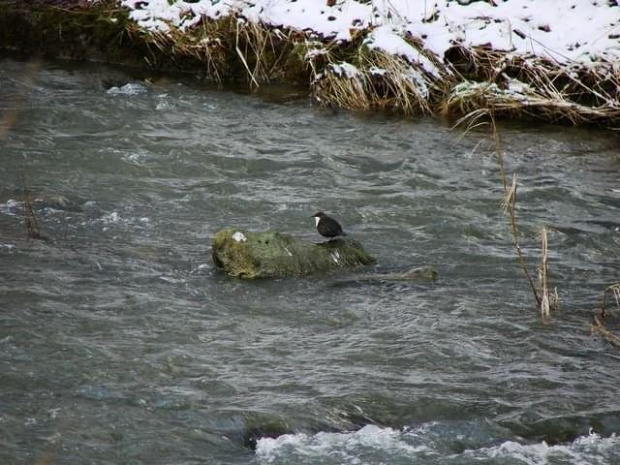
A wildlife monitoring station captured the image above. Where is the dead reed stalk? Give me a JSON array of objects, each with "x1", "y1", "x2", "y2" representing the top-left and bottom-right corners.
[
  {"x1": 537, "y1": 226, "x2": 559, "y2": 321},
  {"x1": 21, "y1": 173, "x2": 45, "y2": 240},
  {"x1": 457, "y1": 109, "x2": 559, "y2": 319},
  {"x1": 493, "y1": 115, "x2": 559, "y2": 320},
  {"x1": 591, "y1": 315, "x2": 620, "y2": 347},
  {"x1": 601, "y1": 283, "x2": 620, "y2": 318},
  {"x1": 591, "y1": 284, "x2": 620, "y2": 346},
  {"x1": 234, "y1": 20, "x2": 293, "y2": 88}
]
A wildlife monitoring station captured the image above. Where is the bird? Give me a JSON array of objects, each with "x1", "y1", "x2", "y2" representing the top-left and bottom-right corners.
[{"x1": 311, "y1": 212, "x2": 346, "y2": 239}]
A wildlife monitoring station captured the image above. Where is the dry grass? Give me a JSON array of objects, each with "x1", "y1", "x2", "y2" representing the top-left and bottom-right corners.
[
  {"x1": 441, "y1": 48, "x2": 620, "y2": 126},
  {"x1": 311, "y1": 47, "x2": 441, "y2": 115},
  {"x1": 21, "y1": 173, "x2": 45, "y2": 241},
  {"x1": 115, "y1": 4, "x2": 620, "y2": 127},
  {"x1": 234, "y1": 21, "x2": 294, "y2": 88},
  {"x1": 601, "y1": 283, "x2": 620, "y2": 318},
  {"x1": 457, "y1": 110, "x2": 559, "y2": 320},
  {"x1": 146, "y1": 19, "x2": 231, "y2": 84},
  {"x1": 591, "y1": 284, "x2": 620, "y2": 347},
  {"x1": 140, "y1": 16, "x2": 308, "y2": 88},
  {"x1": 7, "y1": 1, "x2": 620, "y2": 126}
]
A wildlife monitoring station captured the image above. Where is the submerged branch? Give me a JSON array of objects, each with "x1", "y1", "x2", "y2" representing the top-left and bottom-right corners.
[
  {"x1": 591, "y1": 315, "x2": 620, "y2": 348},
  {"x1": 21, "y1": 172, "x2": 46, "y2": 240}
]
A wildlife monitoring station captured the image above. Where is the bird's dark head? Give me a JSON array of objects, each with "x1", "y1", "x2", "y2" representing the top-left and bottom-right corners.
[{"x1": 311, "y1": 212, "x2": 326, "y2": 218}]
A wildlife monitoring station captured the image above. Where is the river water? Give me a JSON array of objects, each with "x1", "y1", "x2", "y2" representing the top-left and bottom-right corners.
[{"x1": 1, "y1": 56, "x2": 619, "y2": 464}]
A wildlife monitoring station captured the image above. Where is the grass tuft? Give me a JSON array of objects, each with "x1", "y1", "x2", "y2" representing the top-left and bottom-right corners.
[
  {"x1": 441, "y1": 50, "x2": 620, "y2": 126},
  {"x1": 311, "y1": 46, "x2": 441, "y2": 115}
]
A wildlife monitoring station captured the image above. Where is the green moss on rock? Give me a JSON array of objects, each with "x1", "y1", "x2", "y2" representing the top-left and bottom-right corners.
[{"x1": 211, "y1": 227, "x2": 375, "y2": 278}]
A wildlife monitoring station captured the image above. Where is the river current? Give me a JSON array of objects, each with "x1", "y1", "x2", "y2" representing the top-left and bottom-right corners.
[{"x1": 1, "y1": 56, "x2": 620, "y2": 464}]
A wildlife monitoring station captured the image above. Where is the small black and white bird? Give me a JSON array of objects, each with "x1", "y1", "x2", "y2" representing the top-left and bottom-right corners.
[{"x1": 311, "y1": 212, "x2": 346, "y2": 239}]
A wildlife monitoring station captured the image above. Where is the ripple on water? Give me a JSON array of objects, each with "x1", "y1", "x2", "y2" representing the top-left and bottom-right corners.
[{"x1": 1, "y1": 58, "x2": 620, "y2": 465}]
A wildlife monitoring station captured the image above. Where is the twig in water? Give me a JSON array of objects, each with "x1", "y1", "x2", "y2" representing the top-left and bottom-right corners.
[
  {"x1": 591, "y1": 314, "x2": 620, "y2": 348},
  {"x1": 21, "y1": 173, "x2": 45, "y2": 240},
  {"x1": 591, "y1": 283, "x2": 620, "y2": 347},
  {"x1": 600, "y1": 283, "x2": 620, "y2": 319}
]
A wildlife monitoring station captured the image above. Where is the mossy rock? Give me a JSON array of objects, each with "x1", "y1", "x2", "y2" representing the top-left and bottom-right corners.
[{"x1": 211, "y1": 227, "x2": 375, "y2": 278}]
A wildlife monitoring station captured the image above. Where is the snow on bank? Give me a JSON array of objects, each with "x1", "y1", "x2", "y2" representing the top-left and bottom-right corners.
[
  {"x1": 118, "y1": 0, "x2": 620, "y2": 68},
  {"x1": 108, "y1": 0, "x2": 620, "y2": 121}
]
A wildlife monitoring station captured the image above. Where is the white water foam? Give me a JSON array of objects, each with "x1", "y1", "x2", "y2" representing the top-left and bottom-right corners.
[
  {"x1": 101, "y1": 211, "x2": 122, "y2": 224},
  {"x1": 256, "y1": 425, "x2": 620, "y2": 465},
  {"x1": 106, "y1": 83, "x2": 148, "y2": 96},
  {"x1": 0, "y1": 199, "x2": 22, "y2": 216},
  {"x1": 256, "y1": 424, "x2": 432, "y2": 464},
  {"x1": 464, "y1": 430, "x2": 620, "y2": 465}
]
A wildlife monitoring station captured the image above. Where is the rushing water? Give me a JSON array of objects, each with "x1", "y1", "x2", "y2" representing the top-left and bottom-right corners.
[{"x1": 1, "y1": 56, "x2": 620, "y2": 465}]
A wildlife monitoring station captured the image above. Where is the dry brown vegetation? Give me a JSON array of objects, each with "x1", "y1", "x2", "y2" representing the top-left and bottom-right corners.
[
  {"x1": 21, "y1": 173, "x2": 45, "y2": 241},
  {"x1": 148, "y1": 14, "x2": 620, "y2": 127},
  {"x1": 441, "y1": 47, "x2": 620, "y2": 127},
  {"x1": 591, "y1": 284, "x2": 620, "y2": 347},
  {"x1": 457, "y1": 110, "x2": 620, "y2": 346},
  {"x1": 461, "y1": 111, "x2": 560, "y2": 322},
  {"x1": 2, "y1": 1, "x2": 619, "y2": 127}
]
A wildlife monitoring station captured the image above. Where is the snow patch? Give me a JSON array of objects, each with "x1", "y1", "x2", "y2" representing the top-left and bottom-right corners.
[
  {"x1": 329, "y1": 62, "x2": 361, "y2": 79},
  {"x1": 232, "y1": 231, "x2": 247, "y2": 242},
  {"x1": 117, "y1": 0, "x2": 620, "y2": 69}
]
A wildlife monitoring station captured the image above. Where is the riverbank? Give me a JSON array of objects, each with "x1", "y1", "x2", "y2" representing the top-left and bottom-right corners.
[{"x1": 1, "y1": 0, "x2": 619, "y2": 127}]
